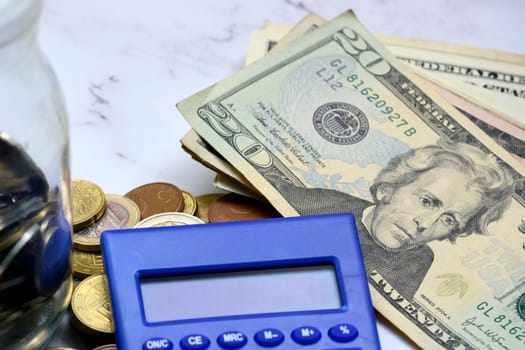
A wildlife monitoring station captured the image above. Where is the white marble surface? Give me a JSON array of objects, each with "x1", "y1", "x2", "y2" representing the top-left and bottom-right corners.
[{"x1": 39, "y1": 0, "x2": 525, "y2": 349}]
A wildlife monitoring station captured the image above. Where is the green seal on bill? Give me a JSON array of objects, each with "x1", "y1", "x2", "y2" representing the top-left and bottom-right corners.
[{"x1": 516, "y1": 291, "x2": 525, "y2": 321}]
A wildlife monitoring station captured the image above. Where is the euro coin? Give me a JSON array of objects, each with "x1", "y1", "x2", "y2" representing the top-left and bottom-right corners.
[
  {"x1": 0, "y1": 196, "x2": 47, "y2": 251},
  {"x1": 71, "y1": 273, "x2": 114, "y2": 336},
  {"x1": 91, "y1": 345, "x2": 118, "y2": 350},
  {"x1": 71, "y1": 249, "x2": 105, "y2": 279},
  {"x1": 73, "y1": 194, "x2": 140, "y2": 251},
  {"x1": 134, "y1": 212, "x2": 205, "y2": 228},
  {"x1": 208, "y1": 193, "x2": 281, "y2": 223},
  {"x1": 124, "y1": 182, "x2": 183, "y2": 219},
  {"x1": 72, "y1": 179, "x2": 106, "y2": 231},
  {"x1": 194, "y1": 193, "x2": 224, "y2": 223},
  {"x1": 181, "y1": 190, "x2": 197, "y2": 215}
]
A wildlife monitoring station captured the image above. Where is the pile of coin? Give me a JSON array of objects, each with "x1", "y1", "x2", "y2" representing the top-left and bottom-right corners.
[{"x1": 56, "y1": 178, "x2": 281, "y2": 349}]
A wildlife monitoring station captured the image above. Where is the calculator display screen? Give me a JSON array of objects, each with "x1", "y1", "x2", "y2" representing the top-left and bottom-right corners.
[{"x1": 140, "y1": 264, "x2": 341, "y2": 323}]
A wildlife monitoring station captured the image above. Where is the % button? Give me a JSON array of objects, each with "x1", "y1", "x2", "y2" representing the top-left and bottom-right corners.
[{"x1": 328, "y1": 324, "x2": 359, "y2": 343}]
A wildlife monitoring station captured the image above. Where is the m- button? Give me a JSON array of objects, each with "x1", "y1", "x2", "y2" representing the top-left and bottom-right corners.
[
  {"x1": 217, "y1": 331, "x2": 247, "y2": 349},
  {"x1": 254, "y1": 328, "x2": 284, "y2": 347}
]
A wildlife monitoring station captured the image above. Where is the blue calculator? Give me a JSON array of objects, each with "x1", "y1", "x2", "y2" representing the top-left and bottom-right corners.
[{"x1": 101, "y1": 213, "x2": 381, "y2": 350}]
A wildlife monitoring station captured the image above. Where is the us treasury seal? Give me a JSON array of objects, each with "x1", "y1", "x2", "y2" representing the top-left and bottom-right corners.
[
  {"x1": 516, "y1": 291, "x2": 525, "y2": 321},
  {"x1": 313, "y1": 102, "x2": 369, "y2": 145}
]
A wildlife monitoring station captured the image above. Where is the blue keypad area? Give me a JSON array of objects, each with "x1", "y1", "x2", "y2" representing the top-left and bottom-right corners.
[
  {"x1": 142, "y1": 324, "x2": 360, "y2": 349},
  {"x1": 103, "y1": 214, "x2": 380, "y2": 350}
]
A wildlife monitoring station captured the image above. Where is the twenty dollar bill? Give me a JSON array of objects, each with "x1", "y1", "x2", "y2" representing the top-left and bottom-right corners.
[{"x1": 178, "y1": 10, "x2": 525, "y2": 350}]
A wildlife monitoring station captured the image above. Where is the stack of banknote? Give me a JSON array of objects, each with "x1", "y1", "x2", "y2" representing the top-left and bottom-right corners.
[{"x1": 177, "y1": 11, "x2": 525, "y2": 350}]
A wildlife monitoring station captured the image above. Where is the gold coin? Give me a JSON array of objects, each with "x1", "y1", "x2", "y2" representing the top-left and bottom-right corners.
[
  {"x1": 134, "y1": 212, "x2": 205, "y2": 228},
  {"x1": 73, "y1": 194, "x2": 140, "y2": 251},
  {"x1": 71, "y1": 249, "x2": 105, "y2": 279},
  {"x1": 71, "y1": 273, "x2": 114, "y2": 336},
  {"x1": 181, "y1": 190, "x2": 197, "y2": 215},
  {"x1": 72, "y1": 179, "x2": 106, "y2": 231},
  {"x1": 194, "y1": 193, "x2": 224, "y2": 223}
]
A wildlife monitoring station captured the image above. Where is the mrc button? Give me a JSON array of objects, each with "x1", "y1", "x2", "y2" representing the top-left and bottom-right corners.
[
  {"x1": 179, "y1": 334, "x2": 210, "y2": 349},
  {"x1": 142, "y1": 337, "x2": 173, "y2": 350},
  {"x1": 217, "y1": 331, "x2": 247, "y2": 349}
]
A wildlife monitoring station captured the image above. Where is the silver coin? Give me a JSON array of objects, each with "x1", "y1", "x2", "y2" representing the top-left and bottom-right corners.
[{"x1": 134, "y1": 212, "x2": 205, "y2": 228}]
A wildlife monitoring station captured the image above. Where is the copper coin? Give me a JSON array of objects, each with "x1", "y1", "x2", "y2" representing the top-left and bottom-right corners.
[
  {"x1": 194, "y1": 193, "x2": 225, "y2": 223},
  {"x1": 124, "y1": 182, "x2": 184, "y2": 219},
  {"x1": 208, "y1": 193, "x2": 281, "y2": 223}
]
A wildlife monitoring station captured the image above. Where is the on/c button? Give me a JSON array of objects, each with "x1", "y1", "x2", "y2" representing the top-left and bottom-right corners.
[{"x1": 143, "y1": 337, "x2": 173, "y2": 350}]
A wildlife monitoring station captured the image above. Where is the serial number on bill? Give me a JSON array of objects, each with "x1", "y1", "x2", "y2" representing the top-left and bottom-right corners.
[{"x1": 346, "y1": 73, "x2": 416, "y2": 137}]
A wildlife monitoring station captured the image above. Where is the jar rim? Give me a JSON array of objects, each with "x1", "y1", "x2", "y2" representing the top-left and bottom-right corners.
[{"x1": 0, "y1": 0, "x2": 42, "y2": 45}]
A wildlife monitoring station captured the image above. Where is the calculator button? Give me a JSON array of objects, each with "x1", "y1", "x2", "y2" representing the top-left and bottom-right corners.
[
  {"x1": 217, "y1": 331, "x2": 247, "y2": 349},
  {"x1": 143, "y1": 337, "x2": 173, "y2": 350},
  {"x1": 291, "y1": 326, "x2": 321, "y2": 345},
  {"x1": 328, "y1": 324, "x2": 359, "y2": 342},
  {"x1": 254, "y1": 328, "x2": 285, "y2": 347},
  {"x1": 179, "y1": 334, "x2": 210, "y2": 349}
]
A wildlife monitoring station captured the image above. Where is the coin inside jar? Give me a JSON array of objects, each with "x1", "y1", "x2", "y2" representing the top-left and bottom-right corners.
[
  {"x1": 90, "y1": 345, "x2": 118, "y2": 350},
  {"x1": 208, "y1": 192, "x2": 281, "y2": 223},
  {"x1": 72, "y1": 179, "x2": 106, "y2": 231},
  {"x1": 124, "y1": 182, "x2": 184, "y2": 219}
]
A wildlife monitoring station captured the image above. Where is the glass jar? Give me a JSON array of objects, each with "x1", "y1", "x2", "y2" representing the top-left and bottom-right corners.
[{"x1": 0, "y1": 0, "x2": 73, "y2": 349}]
